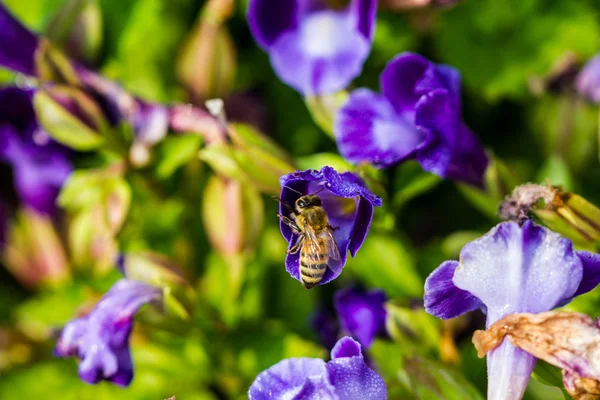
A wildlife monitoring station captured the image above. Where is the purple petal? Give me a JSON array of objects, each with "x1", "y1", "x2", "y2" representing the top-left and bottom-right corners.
[
  {"x1": 327, "y1": 337, "x2": 387, "y2": 399},
  {"x1": 576, "y1": 54, "x2": 600, "y2": 103},
  {"x1": 334, "y1": 287, "x2": 387, "y2": 349},
  {"x1": 334, "y1": 88, "x2": 427, "y2": 167},
  {"x1": 350, "y1": 0, "x2": 377, "y2": 40},
  {"x1": 268, "y1": 9, "x2": 370, "y2": 95},
  {"x1": 55, "y1": 280, "x2": 162, "y2": 386},
  {"x1": 247, "y1": 0, "x2": 299, "y2": 49},
  {"x1": 453, "y1": 221, "x2": 583, "y2": 399},
  {"x1": 572, "y1": 251, "x2": 600, "y2": 298},
  {"x1": 279, "y1": 167, "x2": 381, "y2": 286},
  {"x1": 424, "y1": 260, "x2": 484, "y2": 319},
  {"x1": 0, "y1": 4, "x2": 39, "y2": 77},
  {"x1": 415, "y1": 90, "x2": 488, "y2": 187},
  {"x1": 311, "y1": 307, "x2": 340, "y2": 350},
  {"x1": 380, "y1": 52, "x2": 458, "y2": 113},
  {"x1": 248, "y1": 357, "x2": 330, "y2": 400}
]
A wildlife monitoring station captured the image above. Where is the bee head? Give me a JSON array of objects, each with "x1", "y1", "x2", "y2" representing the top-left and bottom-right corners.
[{"x1": 295, "y1": 195, "x2": 321, "y2": 209}]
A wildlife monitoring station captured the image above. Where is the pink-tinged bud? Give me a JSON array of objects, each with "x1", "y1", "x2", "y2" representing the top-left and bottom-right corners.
[
  {"x1": 33, "y1": 85, "x2": 108, "y2": 150},
  {"x1": 202, "y1": 175, "x2": 264, "y2": 256},
  {"x1": 2, "y1": 209, "x2": 70, "y2": 289},
  {"x1": 58, "y1": 164, "x2": 131, "y2": 275},
  {"x1": 176, "y1": 0, "x2": 236, "y2": 100},
  {"x1": 45, "y1": 0, "x2": 103, "y2": 65}
]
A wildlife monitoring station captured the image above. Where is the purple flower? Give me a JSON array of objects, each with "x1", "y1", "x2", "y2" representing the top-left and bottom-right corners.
[
  {"x1": 424, "y1": 221, "x2": 600, "y2": 400},
  {"x1": 0, "y1": 3, "x2": 38, "y2": 76},
  {"x1": 334, "y1": 286, "x2": 387, "y2": 349},
  {"x1": 311, "y1": 307, "x2": 340, "y2": 350},
  {"x1": 247, "y1": 0, "x2": 377, "y2": 95},
  {"x1": 54, "y1": 279, "x2": 162, "y2": 386},
  {"x1": 576, "y1": 54, "x2": 600, "y2": 103},
  {"x1": 248, "y1": 336, "x2": 387, "y2": 399},
  {"x1": 334, "y1": 52, "x2": 488, "y2": 187},
  {"x1": 0, "y1": 87, "x2": 72, "y2": 214},
  {"x1": 279, "y1": 167, "x2": 382, "y2": 287}
]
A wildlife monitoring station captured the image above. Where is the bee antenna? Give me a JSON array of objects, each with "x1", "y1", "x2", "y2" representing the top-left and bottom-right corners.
[
  {"x1": 313, "y1": 186, "x2": 327, "y2": 195},
  {"x1": 282, "y1": 185, "x2": 303, "y2": 195}
]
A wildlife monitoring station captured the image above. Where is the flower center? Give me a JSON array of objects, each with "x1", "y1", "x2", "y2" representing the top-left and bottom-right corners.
[{"x1": 300, "y1": 11, "x2": 351, "y2": 57}]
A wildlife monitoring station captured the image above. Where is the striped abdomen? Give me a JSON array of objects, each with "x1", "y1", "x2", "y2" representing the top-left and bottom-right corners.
[{"x1": 300, "y1": 237, "x2": 329, "y2": 289}]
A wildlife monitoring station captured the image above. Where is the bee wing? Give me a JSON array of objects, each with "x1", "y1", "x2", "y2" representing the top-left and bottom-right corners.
[
  {"x1": 302, "y1": 222, "x2": 323, "y2": 260},
  {"x1": 325, "y1": 229, "x2": 341, "y2": 261}
]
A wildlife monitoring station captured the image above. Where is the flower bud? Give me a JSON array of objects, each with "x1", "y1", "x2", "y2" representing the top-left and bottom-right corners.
[
  {"x1": 59, "y1": 164, "x2": 131, "y2": 275},
  {"x1": 2, "y1": 209, "x2": 70, "y2": 289},
  {"x1": 202, "y1": 175, "x2": 264, "y2": 256},
  {"x1": 499, "y1": 183, "x2": 600, "y2": 246},
  {"x1": 304, "y1": 91, "x2": 348, "y2": 138},
  {"x1": 45, "y1": 0, "x2": 103, "y2": 65},
  {"x1": 33, "y1": 85, "x2": 108, "y2": 150},
  {"x1": 176, "y1": 0, "x2": 236, "y2": 100}
]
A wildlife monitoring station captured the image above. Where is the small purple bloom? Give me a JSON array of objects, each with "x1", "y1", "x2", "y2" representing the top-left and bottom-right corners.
[
  {"x1": 54, "y1": 279, "x2": 162, "y2": 386},
  {"x1": 247, "y1": 0, "x2": 377, "y2": 95},
  {"x1": 334, "y1": 52, "x2": 488, "y2": 187},
  {"x1": 576, "y1": 54, "x2": 600, "y2": 103},
  {"x1": 0, "y1": 87, "x2": 72, "y2": 214},
  {"x1": 311, "y1": 307, "x2": 340, "y2": 350},
  {"x1": 334, "y1": 286, "x2": 387, "y2": 349},
  {"x1": 248, "y1": 336, "x2": 387, "y2": 399},
  {"x1": 279, "y1": 167, "x2": 382, "y2": 287},
  {"x1": 424, "y1": 221, "x2": 600, "y2": 400}
]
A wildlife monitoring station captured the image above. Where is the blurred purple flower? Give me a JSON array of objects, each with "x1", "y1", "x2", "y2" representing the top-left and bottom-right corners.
[
  {"x1": 247, "y1": 0, "x2": 377, "y2": 95},
  {"x1": 576, "y1": 54, "x2": 600, "y2": 103},
  {"x1": 0, "y1": 2, "x2": 38, "y2": 76},
  {"x1": 311, "y1": 307, "x2": 340, "y2": 350},
  {"x1": 424, "y1": 221, "x2": 600, "y2": 400},
  {"x1": 55, "y1": 279, "x2": 162, "y2": 386},
  {"x1": 248, "y1": 336, "x2": 387, "y2": 399},
  {"x1": 279, "y1": 167, "x2": 382, "y2": 287},
  {"x1": 335, "y1": 286, "x2": 387, "y2": 349},
  {"x1": 0, "y1": 87, "x2": 72, "y2": 214},
  {"x1": 334, "y1": 52, "x2": 488, "y2": 187}
]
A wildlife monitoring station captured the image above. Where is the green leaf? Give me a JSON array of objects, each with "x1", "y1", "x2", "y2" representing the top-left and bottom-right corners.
[
  {"x1": 436, "y1": 0, "x2": 600, "y2": 101},
  {"x1": 349, "y1": 233, "x2": 423, "y2": 297},
  {"x1": 297, "y1": 152, "x2": 353, "y2": 172},
  {"x1": 393, "y1": 161, "x2": 443, "y2": 210},
  {"x1": 155, "y1": 134, "x2": 202, "y2": 179}
]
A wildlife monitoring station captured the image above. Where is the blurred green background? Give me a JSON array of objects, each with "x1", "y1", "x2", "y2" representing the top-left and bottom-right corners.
[{"x1": 2, "y1": 0, "x2": 600, "y2": 399}]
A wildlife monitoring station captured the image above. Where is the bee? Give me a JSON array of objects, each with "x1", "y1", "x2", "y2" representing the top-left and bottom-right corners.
[{"x1": 277, "y1": 190, "x2": 341, "y2": 289}]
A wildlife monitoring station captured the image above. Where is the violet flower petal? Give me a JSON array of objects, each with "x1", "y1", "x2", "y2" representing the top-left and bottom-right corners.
[
  {"x1": 572, "y1": 251, "x2": 600, "y2": 298},
  {"x1": 415, "y1": 90, "x2": 488, "y2": 187},
  {"x1": 268, "y1": 9, "x2": 370, "y2": 95},
  {"x1": 279, "y1": 167, "x2": 381, "y2": 286},
  {"x1": 424, "y1": 260, "x2": 484, "y2": 319},
  {"x1": 248, "y1": 0, "x2": 376, "y2": 95},
  {"x1": 248, "y1": 337, "x2": 386, "y2": 400},
  {"x1": 54, "y1": 280, "x2": 162, "y2": 386},
  {"x1": 327, "y1": 337, "x2": 387, "y2": 399},
  {"x1": 334, "y1": 286, "x2": 387, "y2": 348},
  {"x1": 0, "y1": 3, "x2": 39, "y2": 76},
  {"x1": 334, "y1": 88, "x2": 427, "y2": 167},
  {"x1": 576, "y1": 54, "x2": 600, "y2": 103},
  {"x1": 453, "y1": 221, "x2": 583, "y2": 400}
]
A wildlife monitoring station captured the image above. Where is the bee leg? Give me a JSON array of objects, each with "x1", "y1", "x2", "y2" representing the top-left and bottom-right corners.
[
  {"x1": 328, "y1": 224, "x2": 340, "y2": 231},
  {"x1": 278, "y1": 214, "x2": 301, "y2": 233},
  {"x1": 288, "y1": 234, "x2": 304, "y2": 254}
]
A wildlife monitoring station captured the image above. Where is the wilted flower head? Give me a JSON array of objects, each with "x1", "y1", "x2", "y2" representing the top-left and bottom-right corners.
[
  {"x1": 576, "y1": 54, "x2": 600, "y2": 103},
  {"x1": 0, "y1": 87, "x2": 72, "y2": 214},
  {"x1": 247, "y1": 0, "x2": 377, "y2": 95},
  {"x1": 248, "y1": 336, "x2": 387, "y2": 399},
  {"x1": 334, "y1": 52, "x2": 488, "y2": 187},
  {"x1": 334, "y1": 286, "x2": 387, "y2": 349},
  {"x1": 279, "y1": 167, "x2": 382, "y2": 287},
  {"x1": 424, "y1": 221, "x2": 600, "y2": 400},
  {"x1": 54, "y1": 279, "x2": 162, "y2": 386},
  {"x1": 473, "y1": 311, "x2": 600, "y2": 399}
]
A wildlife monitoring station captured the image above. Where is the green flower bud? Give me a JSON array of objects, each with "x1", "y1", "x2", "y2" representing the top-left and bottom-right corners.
[
  {"x1": 45, "y1": 0, "x2": 103, "y2": 65},
  {"x1": 33, "y1": 85, "x2": 108, "y2": 150},
  {"x1": 304, "y1": 90, "x2": 349, "y2": 138},
  {"x1": 202, "y1": 175, "x2": 264, "y2": 257},
  {"x1": 2, "y1": 209, "x2": 70, "y2": 289},
  {"x1": 176, "y1": 0, "x2": 236, "y2": 100}
]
